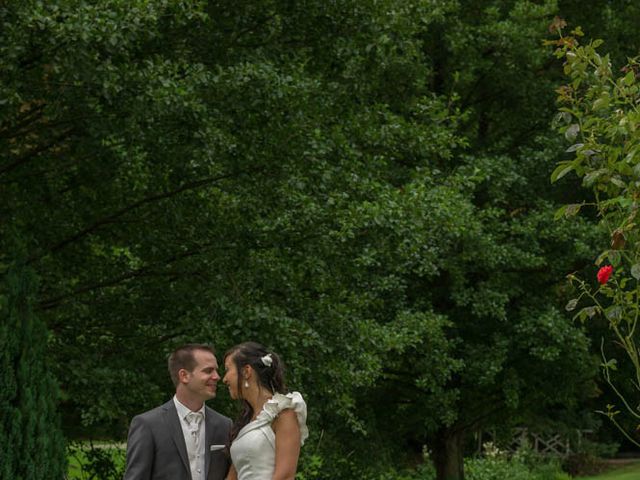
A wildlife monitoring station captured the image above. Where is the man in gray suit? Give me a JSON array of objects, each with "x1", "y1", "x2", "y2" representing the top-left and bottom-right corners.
[{"x1": 124, "y1": 344, "x2": 232, "y2": 480}]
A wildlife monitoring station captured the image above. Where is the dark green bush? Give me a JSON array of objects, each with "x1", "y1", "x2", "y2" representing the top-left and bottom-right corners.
[
  {"x1": 295, "y1": 445, "x2": 569, "y2": 480},
  {"x1": 562, "y1": 453, "x2": 607, "y2": 478},
  {"x1": 0, "y1": 263, "x2": 66, "y2": 479}
]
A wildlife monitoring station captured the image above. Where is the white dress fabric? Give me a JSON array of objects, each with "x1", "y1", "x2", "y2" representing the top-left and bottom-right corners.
[{"x1": 230, "y1": 392, "x2": 308, "y2": 480}]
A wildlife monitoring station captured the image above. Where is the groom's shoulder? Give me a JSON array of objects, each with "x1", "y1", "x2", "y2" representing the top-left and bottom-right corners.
[
  {"x1": 133, "y1": 399, "x2": 174, "y2": 422},
  {"x1": 205, "y1": 405, "x2": 232, "y2": 425}
]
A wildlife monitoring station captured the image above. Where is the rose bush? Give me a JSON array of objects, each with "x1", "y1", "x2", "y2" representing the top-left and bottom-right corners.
[{"x1": 550, "y1": 22, "x2": 640, "y2": 445}]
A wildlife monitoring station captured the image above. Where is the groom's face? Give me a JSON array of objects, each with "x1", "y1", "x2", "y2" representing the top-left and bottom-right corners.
[{"x1": 184, "y1": 349, "x2": 220, "y2": 400}]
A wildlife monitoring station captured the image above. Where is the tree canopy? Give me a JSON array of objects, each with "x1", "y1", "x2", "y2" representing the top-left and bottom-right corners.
[{"x1": 2, "y1": 1, "x2": 629, "y2": 479}]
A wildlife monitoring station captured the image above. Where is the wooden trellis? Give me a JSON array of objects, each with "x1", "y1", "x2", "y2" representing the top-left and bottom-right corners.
[{"x1": 476, "y1": 428, "x2": 593, "y2": 457}]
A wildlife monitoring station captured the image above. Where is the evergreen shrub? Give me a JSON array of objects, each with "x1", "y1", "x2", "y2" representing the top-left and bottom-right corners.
[{"x1": 0, "y1": 263, "x2": 66, "y2": 479}]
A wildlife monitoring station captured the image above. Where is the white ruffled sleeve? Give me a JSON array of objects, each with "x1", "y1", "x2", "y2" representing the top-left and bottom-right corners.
[{"x1": 263, "y1": 392, "x2": 309, "y2": 445}]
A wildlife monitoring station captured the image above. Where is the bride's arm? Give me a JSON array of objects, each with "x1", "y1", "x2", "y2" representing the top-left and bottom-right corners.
[
  {"x1": 225, "y1": 464, "x2": 238, "y2": 480},
  {"x1": 272, "y1": 409, "x2": 302, "y2": 480}
]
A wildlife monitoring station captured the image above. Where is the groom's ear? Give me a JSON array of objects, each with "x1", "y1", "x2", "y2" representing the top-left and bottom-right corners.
[{"x1": 178, "y1": 368, "x2": 191, "y2": 384}]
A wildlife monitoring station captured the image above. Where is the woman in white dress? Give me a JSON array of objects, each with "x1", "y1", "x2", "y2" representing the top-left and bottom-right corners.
[{"x1": 222, "y1": 342, "x2": 308, "y2": 480}]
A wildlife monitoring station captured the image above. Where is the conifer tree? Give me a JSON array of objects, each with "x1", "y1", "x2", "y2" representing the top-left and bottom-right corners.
[{"x1": 0, "y1": 261, "x2": 66, "y2": 479}]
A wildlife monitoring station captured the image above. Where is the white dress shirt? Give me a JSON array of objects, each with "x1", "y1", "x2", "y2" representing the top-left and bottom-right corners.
[{"x1": 174, "y1": 396, "x2": 206, "y2": 480}]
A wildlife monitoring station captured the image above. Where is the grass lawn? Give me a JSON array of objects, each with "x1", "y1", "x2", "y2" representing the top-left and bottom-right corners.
[{"x1": 578, "y1": 461, "x2": 640, "y2": 480}]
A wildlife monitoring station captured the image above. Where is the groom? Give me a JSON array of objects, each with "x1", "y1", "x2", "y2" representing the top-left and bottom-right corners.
[{"x1": 123, "y1": 344, "x2": 232, "y2": 480}]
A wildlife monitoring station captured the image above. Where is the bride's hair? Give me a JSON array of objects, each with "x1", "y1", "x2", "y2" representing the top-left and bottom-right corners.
[{"x1": 224, "y1": 341, "x2": 287, "y2": 443}]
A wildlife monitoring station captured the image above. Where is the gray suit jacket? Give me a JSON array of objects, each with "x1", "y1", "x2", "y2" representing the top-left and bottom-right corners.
[{"x1": 123, "y1": 400, "x2": 232, "y2": 480}]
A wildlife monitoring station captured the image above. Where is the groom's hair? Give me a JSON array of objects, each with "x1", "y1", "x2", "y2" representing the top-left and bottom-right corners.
[{"x1": 168, "y1": 343, "x2": 215, "y2": 387}]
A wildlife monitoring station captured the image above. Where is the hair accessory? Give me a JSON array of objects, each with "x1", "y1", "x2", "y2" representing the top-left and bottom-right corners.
[{"x1": 261, "y1": 353, "x2": 273, "y2": 367}]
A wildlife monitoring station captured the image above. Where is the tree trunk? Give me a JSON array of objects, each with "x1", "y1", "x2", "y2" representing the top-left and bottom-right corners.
[{"x1": 431, "y1": 427, "x2": 465, "y2": 480}]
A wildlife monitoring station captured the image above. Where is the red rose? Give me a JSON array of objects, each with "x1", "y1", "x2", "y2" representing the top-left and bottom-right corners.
[{"x1": 597, "y1": 265, "x2": 613, "y2": 285}]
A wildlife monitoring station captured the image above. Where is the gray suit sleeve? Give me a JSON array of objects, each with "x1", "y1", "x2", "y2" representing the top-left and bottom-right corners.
[{"x1": 123, "y1": 415, "x2": 154, "y2": 480}]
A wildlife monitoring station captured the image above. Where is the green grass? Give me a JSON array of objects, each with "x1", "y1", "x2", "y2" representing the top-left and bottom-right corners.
[{"x1": 578, "y1": 461, "x2": 640, "y2": 480}]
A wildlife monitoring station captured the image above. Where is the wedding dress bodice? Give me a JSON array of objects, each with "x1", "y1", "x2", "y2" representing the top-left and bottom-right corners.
[{"x1": 230, "y1": 392, "x2": 308, "y2": 480}]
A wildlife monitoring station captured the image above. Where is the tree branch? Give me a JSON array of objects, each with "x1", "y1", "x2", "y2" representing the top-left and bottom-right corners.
[
  {"x1": 28, "y1": 169, "x2": 252, "y2": 264},
  {"x1": 0, "y1": 102, "x2": 47, "y2": 139},
  {"x1": 0, "y1": 128, "x2": 74, "y2": 176},
  {"x1": 37, "y1": 240, "x2": 222, "y2": 311}
]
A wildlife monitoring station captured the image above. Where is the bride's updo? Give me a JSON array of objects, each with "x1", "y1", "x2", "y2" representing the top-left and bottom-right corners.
[
  {"x1": 225, "y1": 341, "x2": 286, "y2": 395},
  {"x1": 225, "y1": 341, "x2": 287, "y2": 441}
]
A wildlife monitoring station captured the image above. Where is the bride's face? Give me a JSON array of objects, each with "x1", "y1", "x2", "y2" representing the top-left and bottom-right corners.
[{"x1": 223, "y1": 355, "x2": 240, "y2": 399}]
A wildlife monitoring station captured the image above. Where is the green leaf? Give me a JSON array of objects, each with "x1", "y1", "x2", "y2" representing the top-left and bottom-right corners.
[
  {"x1": 554, "y1": 205, "x2": 568, "y2": 220},
  {"x1": 608, "y1": 250, "x2": 622, "y2": 266},
  {"x1": 593, "y1": 95, "x2": 609, "y2": 110},
  {"x1": 564, "y1": 203, "x2": 582, "y2": 217},
  {"x1": 575, "y1": 306, "x2": 598, "y2": 323},
  {"x1": 565, "y1": 123, "x2": 580, "y2": 142},
  {"x1": 624, "y1": 71, "x2": 635, "y2": 86},
  {"x1": 553, "y1": 111, "x2": 572, "y2": 127},
  {"x1": 583, "y1": 169, "x2": 607, "y2": 187},
  {"x1": 624, "y1": 150, "x2": 636, "y2": 164},
  {"x1": 566, "y1": 143, "x2": 584, "y2": 153},
  {"x1": 611, "y1": 176, "x2": 627, "y2": 188},
  {"x1": 602, "y1": 358, "x2": 618, "y2": 371},
  {"x1": 605, "y1": 305, "x2": 622, "y2": 320},
  {"x1": 551, "y1": 162, "x2": 575, "y2": 183},
  {"x1": 595, "y1": 250, "x2": 609, "y2": 266},
  {"x1": 565, "y1": 298, "x2": 579, "y2": 311},
  {"x1": 631, "y1": 264, "x2": 640, "y2": 280}
]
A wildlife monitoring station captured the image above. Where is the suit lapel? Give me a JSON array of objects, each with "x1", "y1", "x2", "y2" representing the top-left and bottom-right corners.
[
  {"x1": 163, "y1": 400, "x2": 190, "y2": 474},
  {"x1": 205, "y1": 406, "x2": 214, "y2": 477}
]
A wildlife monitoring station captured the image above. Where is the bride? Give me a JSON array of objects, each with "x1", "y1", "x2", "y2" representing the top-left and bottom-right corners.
[{"x1": 222, "y1": 342, "x2": 308, "y2": 480}]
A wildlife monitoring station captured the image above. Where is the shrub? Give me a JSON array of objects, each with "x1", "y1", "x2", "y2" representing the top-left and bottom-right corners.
[
  {"x1": 0, "y1": 263, "x2": 66, "y2": 479},
  {"x1": 562, "y1": 453, "x2": 608, "y2": 477},
  {"x1": 465, "y1": 456, "x2": 567, "y2": 480},
  {"x1": 66, "y1": 441, "x2": 126, "y2": 480},
  {"x1": 294, "y1": 451, "x2": 566, "y2": 480}
]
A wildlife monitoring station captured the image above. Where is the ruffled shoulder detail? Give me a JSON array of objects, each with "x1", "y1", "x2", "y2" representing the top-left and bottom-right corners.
[{"x1": 261, "y1": 392, "x2": 309, "y2": 445}]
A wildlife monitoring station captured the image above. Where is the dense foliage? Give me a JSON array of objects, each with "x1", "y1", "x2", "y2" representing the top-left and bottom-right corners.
[
  {"x1": 5, "y1": 1, "x2": 637, "y2": 479},
  {"x1": 300, "y1": 445, "x2": 569, "y2": 480},
  {"x1": 0, "y1": 261, "x2": 66, "y2": 479}
]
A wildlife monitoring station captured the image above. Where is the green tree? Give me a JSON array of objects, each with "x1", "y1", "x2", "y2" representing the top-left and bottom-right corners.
[
  {"x1": 1, "y1": 2, "x2": 603, "y2": 480},
  {"x1": 0, "y1": 0, "x2": 475, "y2": 445},
  {"x1": 348, "y1": 2, "x2": 601, "y2": 478},
  {"x1": 0, "y1": 258, "x2": 66, "y2": 479}
]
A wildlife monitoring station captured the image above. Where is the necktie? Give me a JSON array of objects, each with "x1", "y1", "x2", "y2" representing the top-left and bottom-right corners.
[{"x1": 186, "y1": 412, "x2": 203, "y2": 449}]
